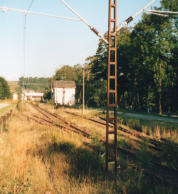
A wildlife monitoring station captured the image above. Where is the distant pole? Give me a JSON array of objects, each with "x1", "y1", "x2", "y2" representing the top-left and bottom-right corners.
[{"x1": 82, "y1": 65, "x2": 85, "y2": 114}]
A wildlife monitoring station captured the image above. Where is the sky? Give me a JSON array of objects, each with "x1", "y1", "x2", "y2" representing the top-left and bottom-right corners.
[{"x1": 0, "y1": 0, "x2": 160, "y2": 81}]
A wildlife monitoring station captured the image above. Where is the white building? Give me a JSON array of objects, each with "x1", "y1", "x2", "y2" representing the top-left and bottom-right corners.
[
  {"x1": 52, "y1": 80, "x2": 76, "y2": 106},
  {"x1": 13, "y1": 93, "x2": 18, "y2": 101},
  {"x1": 22, "y1": 90, "x2": 44, "y2": 102}
]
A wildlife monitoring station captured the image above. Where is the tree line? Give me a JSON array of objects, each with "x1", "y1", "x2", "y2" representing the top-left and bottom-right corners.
[
  {"x1": 18, "y1": 77, "x2": 50, "y2": 92},
  {"x1": 53, "y1": 0, "x2": 178, "y2": 114},
  {"x1": 0, "y1": 77, "x2": 11, "y2": 100}
]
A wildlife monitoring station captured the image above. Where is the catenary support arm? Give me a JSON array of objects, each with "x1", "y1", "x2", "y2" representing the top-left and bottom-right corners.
[
  {"x1": 59, "y1": 0, "x2": 108, "y2": 44},
  {"x1": 116, "y1": 0, "x2": 156, "y2": 33},
  {"x1": 0, "y1": 6, "x2": 81, "y2": 22}
]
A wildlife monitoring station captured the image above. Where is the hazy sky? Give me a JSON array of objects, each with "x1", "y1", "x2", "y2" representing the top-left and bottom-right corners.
[{"x1": 0, "y1": 0, "x2": 160, "y2": 81}]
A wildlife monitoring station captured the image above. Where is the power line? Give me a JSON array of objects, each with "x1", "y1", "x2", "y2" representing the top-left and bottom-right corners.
[
  {"x1": 23, "y1": 0, "x2": 35, "y2": 87},
  {"x1": 27, "y1": 0, "x2": 35, "y2": 11},
  {"x1": 144, "y1": 10, "x2": 168, "y2": 17},
  {"x1": 58, "y1": 0, "x2": 108, "y2": 44},
  {"x1": 146, "y1": 9, "x2": 178, "y2": 15},
  {"x1": 116, "y1": 0, "x2": 156, "y2": 33},
  {"x1": 0, "y1": 6, "x2": 81, "y2": 21}
]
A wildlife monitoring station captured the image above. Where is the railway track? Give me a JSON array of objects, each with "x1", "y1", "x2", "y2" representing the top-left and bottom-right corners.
[
  {"x1": 26, "y1": 104, "x2": 178, "y2": 188},
  {"x1": 29, "y1": 104, "x2": 91, "y2": 139},
  {"x1": 64, "y1": 111, "x2": 163, "y2": 150},
  {"x1": 62, "y1": 110, "x2": 178, "y2": 187}
]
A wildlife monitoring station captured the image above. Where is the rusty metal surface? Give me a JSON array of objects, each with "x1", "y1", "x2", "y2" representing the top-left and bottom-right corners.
[
  {"x1": 106, "y1": 0, "x2": 118, "y2": 176},
  {"x1": 30, "y1": 104, "x2": 91, "y2": 138}
]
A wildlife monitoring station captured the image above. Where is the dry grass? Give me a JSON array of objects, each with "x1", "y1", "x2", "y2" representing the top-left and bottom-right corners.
[
  {"x1": 0, "y1": 104, "x2": 15, "y2": 116},
  {"x1": 40, "y1": 104, "x2": 106, "y2": 138},
  {"x1": 0, "y1": 103, "x2": 177, "y2": 193},
  {"x1": 142, "y1": 125, "x2": 178, "y2": 143},
  {"x1": 0, "y1": 112, "x2": 54, "y2": 193},
  {"x1": 0, "y1": 104, "x2": 115, "y2": 194}
]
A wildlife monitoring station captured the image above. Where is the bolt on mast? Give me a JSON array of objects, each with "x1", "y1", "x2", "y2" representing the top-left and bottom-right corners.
[{"x1": 106, "y1": 0, "x2": 118, "y2": 176}]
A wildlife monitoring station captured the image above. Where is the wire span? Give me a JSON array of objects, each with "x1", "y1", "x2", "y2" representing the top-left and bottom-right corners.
[
  {"x1": 116, "y1": 0, "x2": 156, "y2": 33},
  {"x1": 59, "y1": 0, "x2": 108, "y2": 44},
  {"x1": 27, "y1": 0, "x2": 35, "y2": 11},
  {"x1": 146, "y1": 9, "x2": 178, "y2": 15},
  {"x1": 0, "y1": 6, "x2": 81, "y2": 22},
  {"x1": 145, "y1": 10, "x2": 168, "y2": 17}
]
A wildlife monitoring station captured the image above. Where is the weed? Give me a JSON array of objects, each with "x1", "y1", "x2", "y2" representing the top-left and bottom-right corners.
[
  {"x1": 16, "y1": 101, "x2": 22, "y2": 111},
  {"x1": 1, "y1": 103, "x2": 177, "y2": 194},
  {"x1": 136, "y1": 142, "x2": 153, "y2": 169},
  {"x1": 13, "y1": 171, "x2": 32, "y2": 193},
  {"x1": 149, "y1": 186, "x2": 173, "y2": 194},
  {"x1": 117, "y1": 139, "x2": 129, "y2": 149},
  {"x1": 48, "y1": 141, "x2": 104, "y2": 177},
  {"x1": 158, "y1": 140, "x2": 178, "y2": 170},
  {"x1": 3, "y1": 126, "x2": 8, "y2": 132}
]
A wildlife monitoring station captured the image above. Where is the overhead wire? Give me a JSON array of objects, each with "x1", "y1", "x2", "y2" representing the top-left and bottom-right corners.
[
  {"x1": 1, "y1": 1, "x2": 108, "y2": 44},
  {"x1": 116, "y1": 0, "x2": 156, "y2": 33},
  {"x1": 58, "y1": 0, "x2": 108, "y2": 44},
  {"x1": 145, "y1": 9, "x2": 178, "y2": 15},
  {"x1": 144, "y1": 10, "x2": 168, "y2": 17},
  {"x1": 0, "y1": 6, "x2": 81, "y2": 21},
  {"x1": 23, "y1": 0, "x2": 35, "y2": 89},
  {"x1": 1, "y1": 0, "x2": 173, "y2": 60},
  {"x1": 27, "y1": 0, "x2": 35, "y2": 11}
]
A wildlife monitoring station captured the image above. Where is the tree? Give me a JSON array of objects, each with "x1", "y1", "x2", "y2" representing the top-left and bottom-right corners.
[
  {"x1": 54, "y1": 65, "x2": 78, "y2": 81},
  {"x1": 18, "y1": 77, "x2": 50, "y2": 92},
  {"x1": 0, "y1": 77, "x2": 11, "y2": 99},
  {"x1": 85, "y1": 41, "x2": 108, "y2": 107},
  {"x1": 130, "y1": 4, "x2": 177, "y2": 114},
  {"x1": 88, "y1": 0, "x2": 178, "y2": 113},
  {"x1": 52, "y1": 0, "x2": 177, "y2": 112}
]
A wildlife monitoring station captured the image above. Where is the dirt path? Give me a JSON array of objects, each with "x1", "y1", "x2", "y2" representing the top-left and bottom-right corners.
[
  {"x1": 118, "y1": 111, "x2": 178, "y2": 124},
  {"x1": 0, "y1": 103, "x2": 9, "y2": 109}
]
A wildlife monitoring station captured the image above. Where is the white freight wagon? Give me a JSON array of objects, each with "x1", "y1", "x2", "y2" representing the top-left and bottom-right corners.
[{"x1": 52, "y1": 80, "x2": 76, "y2": 106}]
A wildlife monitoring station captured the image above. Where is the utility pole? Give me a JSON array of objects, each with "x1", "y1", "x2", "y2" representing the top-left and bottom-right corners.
[
  {"x1": 82, "y1": 65, "x2": 85, "y2": 114},
  {"x1": 106, "y1": 0, "x2": 118, "y2": 176}
]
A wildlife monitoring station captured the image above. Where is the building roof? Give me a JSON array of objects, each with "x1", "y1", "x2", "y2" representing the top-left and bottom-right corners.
[
  {"x1": 52, "y1": 80, "x2": 76, "y2": 88},
  {"x1": 22, "y1": 90, "x2": 44, "y2": 97},
  {"x1": 25, "y1": 93, "x2": 43, "y2": 97}
]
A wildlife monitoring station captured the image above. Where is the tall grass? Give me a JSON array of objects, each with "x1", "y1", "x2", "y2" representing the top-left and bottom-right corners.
[
  {"x1": 0, "y1": 104, "x2": 177, "y2": 193},
  {"x1": 116, "y1": 116, "x2": 178, "y2": 143},
  {"x1": 0, "y1": 104, "x2": 14, "y2": 116}
]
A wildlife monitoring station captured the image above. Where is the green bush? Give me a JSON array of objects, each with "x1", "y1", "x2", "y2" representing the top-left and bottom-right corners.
[{"x1": 0, "y1": 77, "x2": 11, "y2": 99}]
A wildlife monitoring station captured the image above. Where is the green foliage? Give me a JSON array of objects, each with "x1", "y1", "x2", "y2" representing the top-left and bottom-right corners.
[
  {"x1": 13, "y1": 171, "x2": 32, "y2": 193},
  {"x1": 159, "y1": 140, "x2": 178, "y2": 170},
  {"x1": 18, "y1": 77, "x2": 50, "y2": 92},
  {"x1": 137, "y1": 142, "x2": 153, "y2": 169},
  {"x1": 54, "y1": 65, "x2": 79, "y2": 81},
  {"x1": 48, "y1": 141, "x2": 104, "y2": 177},
  {"x1": 161, "y1": 0, "x2": 178, "y2": 11},
  {"x1": 43, "y1": 89, "x2": 51, "y2": 100},
  {"x1": 86, "y1": 1, "x2": 178, "y2": 113},
  {"x1": 16, "y1": 101, "x2": 22, "y2": 112},
  {"x1": 0, "y1": 77, "x2": 11, "y2": 99},
  {"x1": 51, "y1": 0, "x2": 177, "y2": 113}
]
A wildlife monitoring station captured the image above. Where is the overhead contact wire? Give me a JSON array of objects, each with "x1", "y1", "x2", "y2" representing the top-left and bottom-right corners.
[
  {"x1": 145, "y1": 9, "x2": 178, "y2": 15},
  {"x1": 59, "y1": 0, "x2": 108, "y2": 44},
  {"x1": 0, "y1": 6, "x2": 81, "y2": 21},
  {"x1": 116, "y1": 0, "x2": 156, "y2": 33}
]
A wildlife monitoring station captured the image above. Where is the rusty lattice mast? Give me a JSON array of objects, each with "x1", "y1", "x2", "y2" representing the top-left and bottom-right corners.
[{"x1": 106, "y1": 0, "x2": 118, "y2": 175}]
